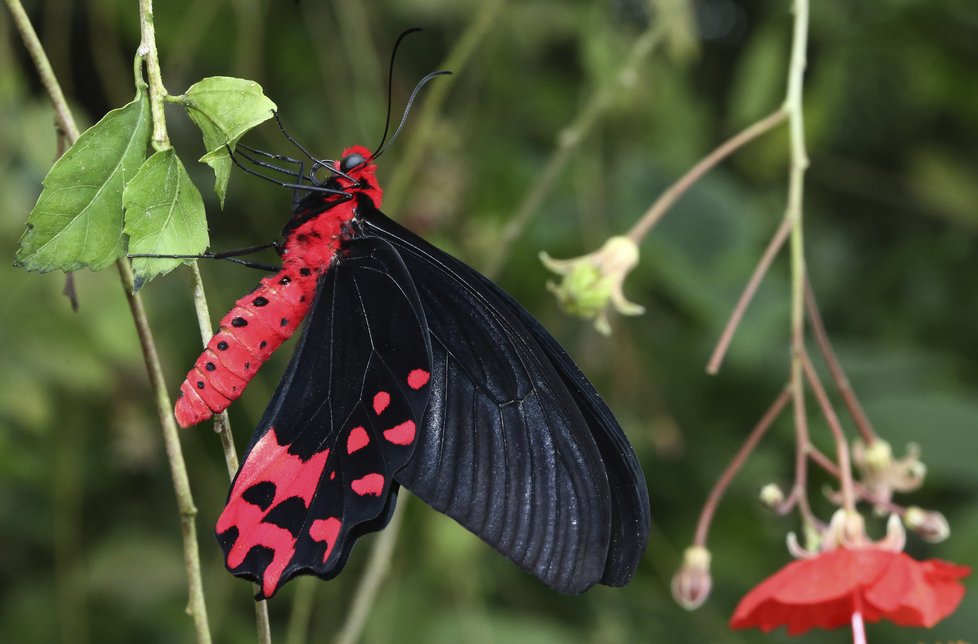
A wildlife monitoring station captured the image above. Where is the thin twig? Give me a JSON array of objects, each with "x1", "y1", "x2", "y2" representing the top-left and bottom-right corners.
[
  {"x1": 6, "y1": 1, "x2": 213, "y2": 640},
  {"x1": 484, "y1": 25, "x2": 663, "y2": 279},
  {"x1": 333, "y1": 495, "x2": 410, "y2": 644},
  {"x1": 801, "y1": 352, "x2": 857, "y2": 513},
  {"x1": 627, "y1": 109, "x2": 787, "y2": 244},
  {"x1": 140, "y1": 0, "x2": 274, "y2": 634},
  {"x1": 5, "y1": 0, "x2": 80, "y2": 141},
  {"x1": 706, "y1": 216, "x2": 792, "y2": 374},
  {"x1": 187, "y1": 264, "x2": 272, "y2": 641},
  {"x1": 804, "y1": 278, "x2": 877, "y2": 443},
  {"x1": 784, "y1": 0, "x2": 813, "y2": 528},
  {"x1": 118, "y1": 261, "x2": 213, "y2": 644},
  {"x1": 693, "y1": 388, "x2": 792, "y2": 546},
  {"x1": 137, "y1": 0, "x2": 169, "y2": 149},
  {"x1": 788, "y1": 379, "x2": 816, "y2": 526}
]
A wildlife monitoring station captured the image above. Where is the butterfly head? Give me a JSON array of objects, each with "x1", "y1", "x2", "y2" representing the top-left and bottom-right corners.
[{"x1": 336, "y1": 145, "x2": 382, "y2": 209}]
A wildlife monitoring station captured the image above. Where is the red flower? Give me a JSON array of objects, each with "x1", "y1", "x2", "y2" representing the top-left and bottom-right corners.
[{"x1": 730, "y1": 547, "x2": 970, "y2": 635}]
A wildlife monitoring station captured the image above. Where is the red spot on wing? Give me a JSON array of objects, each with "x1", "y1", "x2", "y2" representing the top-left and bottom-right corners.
[
  {"x1": 217, "y1": 428, "x2": 330, "y2": 597},
  {"x1": 346, "y1": 426, "x2": 370, "y2": 454},
  {"x1": 372, "y1": 391, "x2": 391, "y2": 415},
  {"x1": 350, "y1": 473, "x2": 385, "y2": 497},
  {"x1": 309, "y1": 517, "x2": 342, "y2": 563},
  {"x1": 407, "y1": 369, "x2": 430, "y2": 390},
  {"x1": 383, "y1": 420, "x2": 416, "y2": 446}
]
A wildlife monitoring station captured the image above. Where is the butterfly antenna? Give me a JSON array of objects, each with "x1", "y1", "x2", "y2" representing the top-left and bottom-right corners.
[
  {"x1": 374, "y1": 27, "x2": 424, "y2": 156},
  {"x1": 372, "y1": 69, "x2": 452, "y2": 160}
]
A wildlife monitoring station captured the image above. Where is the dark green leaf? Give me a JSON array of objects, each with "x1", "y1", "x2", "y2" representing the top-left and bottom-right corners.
[
  {"x1": 179, "y1": 76, "x2": 277, "y2": 206},
  {"x1": 15, "y1": 91, "x2": 151, "y2": 273},
  {"x1": 123, "y1": 149, "x2": 208, "y2": 289}
]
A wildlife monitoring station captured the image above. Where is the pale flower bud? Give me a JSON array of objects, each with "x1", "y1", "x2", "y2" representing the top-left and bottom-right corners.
[
  {"x1": 540, "y1": 236, "x2": 644, "y2": 335},
  {"x1": 903, "y1": 506, "x2": 950, "y2": 543},
  {"x1": 759, "y1": 483, "x2": 785, "y2": 509},
  {"x1": 671, "y1": 546, "x2": 712, "y2": 610}
]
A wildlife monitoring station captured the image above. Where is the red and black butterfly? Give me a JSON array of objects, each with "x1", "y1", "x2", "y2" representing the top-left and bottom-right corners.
[{"x1": 168, "y1": 73, "x2": 650, "y2": 600}]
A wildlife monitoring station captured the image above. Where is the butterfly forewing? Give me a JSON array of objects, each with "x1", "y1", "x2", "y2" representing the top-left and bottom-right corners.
[{"x1": 216, "y1": 237, "x2": 431, "y2": 598}]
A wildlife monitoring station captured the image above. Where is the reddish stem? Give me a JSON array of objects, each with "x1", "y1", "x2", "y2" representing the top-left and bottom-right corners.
[
  {"x1": 804, "y1": 279, "x2": 877, "y2": 443},
  {"x1": 789, "y1": 373, "x2": 817, "y2": 526},
  {"x1": 627, "y1": 109, "x2": 788, "y2": 244},
  {"x1": 801, "y1": 351, "x2": 857, "y2": 513},
  {"x1": 706, "y1": 216, "x2": 793, "y2": 374},
  {"x1": 693, "y1": 388, "x2": 792, "y2": 546}
]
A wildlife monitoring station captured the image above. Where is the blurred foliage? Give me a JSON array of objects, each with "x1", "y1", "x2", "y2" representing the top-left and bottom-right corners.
[{"x1": 2, "y1": 0, "x2": 976, "y2": 642}]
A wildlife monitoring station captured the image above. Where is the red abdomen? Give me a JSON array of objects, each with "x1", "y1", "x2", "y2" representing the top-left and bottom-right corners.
[{"x1": 174, "y1": 265, "x2": 320, "y2": 428}]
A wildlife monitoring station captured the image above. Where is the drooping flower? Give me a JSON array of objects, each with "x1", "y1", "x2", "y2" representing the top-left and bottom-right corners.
[
  {"x1": 903, "y1": 506, "x2": 950, "y2": 544},
  {"x1": 853, "y1": 439, "x2": 926, "y2": 510},
  {"x1": 731, "y1": 511, "x2": 970, "y2": 635},
  {"x1": 540, "y1": 236, "x2": 644, "y2": 335},
  {"x1": 672, "y1": 546, "x2": 713, "y2": 610}
]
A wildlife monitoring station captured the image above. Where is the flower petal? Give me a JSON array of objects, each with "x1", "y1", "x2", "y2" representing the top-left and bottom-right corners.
[
  {"x1": 729, "y1": 548, "x2": 965, "y2": 635},
  {"x1": 731, "y1": 550, "x2": 886, "y2": 634}
]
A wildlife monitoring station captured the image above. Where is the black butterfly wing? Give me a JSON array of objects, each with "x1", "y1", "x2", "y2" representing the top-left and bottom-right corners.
[
  {"x1": 360, "y1": 206, "x2": 651, "y2": 593},
  {"x1": 215, "y1": 237, "x2": 432, "y2": 599}
]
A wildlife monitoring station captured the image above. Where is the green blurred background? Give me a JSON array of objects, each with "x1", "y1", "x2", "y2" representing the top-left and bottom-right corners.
[{"x1": 2, "y1": 0, "x2": 976, "y2": 642}]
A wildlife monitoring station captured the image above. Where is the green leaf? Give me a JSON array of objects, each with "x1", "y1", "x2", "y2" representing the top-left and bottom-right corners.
[
  {"x1": 179, "y1": 76, "x2": 277, "y2": 206},
  {"x1": 15, "y1": 91, "x2": 151, "y2": 273},
  {"x1": 123, "y1": 149, "x2": 209, "y2": 289}
]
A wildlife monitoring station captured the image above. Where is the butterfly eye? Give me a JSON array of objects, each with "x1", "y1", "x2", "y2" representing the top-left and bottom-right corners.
[{"x1": 340, "y1": 153, "x2": 365, "y2": 172}]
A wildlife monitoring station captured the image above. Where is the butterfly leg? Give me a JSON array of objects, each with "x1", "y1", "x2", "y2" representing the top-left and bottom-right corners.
[
  {"x1": 129, "y1": 242, "x2": 281, "y2": 271},
  {"x1": 226, "y1": 144, "x2": 349, "y2": 197}
]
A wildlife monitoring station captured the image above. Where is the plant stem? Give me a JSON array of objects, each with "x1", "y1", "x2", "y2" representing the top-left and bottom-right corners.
[
  {"x1": 693, "y1": 388, "x2": 791, "y2": 547},
  {"x1": 788, "y1": 387, "x2": 816, "y2": 527},
  {"x1": 804, "y1": 279, "x2": 877, "y2": 443},
  {"x1": 118, "y1": 260, "x2": 213, "y2": 644},
  {"x1": 137, "y1": 0, "x2": 170, "y2": 149},
  {"x1": 783, "y1": 0, "x2": 812, "y2": 526},
  {"x1": 187, "y1": 264, "x2": 272, "y2": 642},
  {"x1": 333, "y1": 495, "x2": 409, "y2": 644},
  {"x1": 801, "y1": 353, "x2": 857, "y2": 513},
  {"x1": 6, "y1": 0, "x2": 213, "y2": 640},
  {"x1": 484, "y1": 24, "x2": 663, "y2": 279},
  {"x1": 4, "y1": 0, "x2": 79, "y2": 141},
  {"x1": 626, "y1": 109, "x2": 787, "y2": 244},
  {"x1": 706, "y1": 215, "x2": 792, "y2": 374}
]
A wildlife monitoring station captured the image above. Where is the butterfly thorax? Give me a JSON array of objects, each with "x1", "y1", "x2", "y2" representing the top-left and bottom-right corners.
[{"x1": 279, "y1": 145, "x2": 383, "y2": 275}]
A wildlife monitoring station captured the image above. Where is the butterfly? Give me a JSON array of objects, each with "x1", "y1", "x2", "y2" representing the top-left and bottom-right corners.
[{"x1": 169, "y1": 70, "x2": 650, "y2": 601}]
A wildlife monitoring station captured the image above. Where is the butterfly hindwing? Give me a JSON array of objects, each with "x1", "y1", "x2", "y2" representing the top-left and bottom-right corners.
[
  {"x1": 360, "y1": 207, "x2": 651, "y2": 593},
  {"x1": 216, "y1": 236, "x2": 431, "y2": 598}
]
